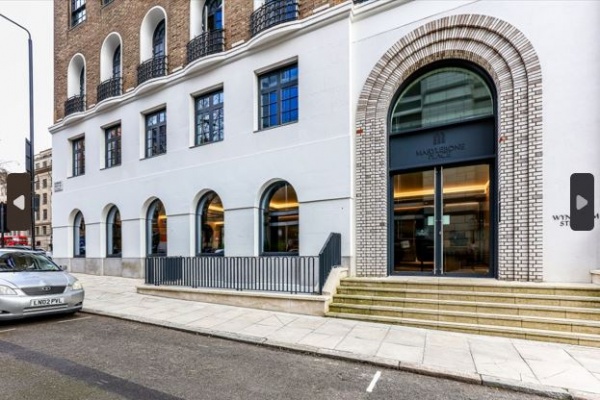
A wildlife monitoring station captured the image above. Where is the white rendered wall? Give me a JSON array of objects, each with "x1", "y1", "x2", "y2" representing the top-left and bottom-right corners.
[
  {"x1": 52, "y1": 16, "x2": 352, "y2": 261},
  {"x1": 351, "y1": 0, "x2": 600, "y2": 282}
]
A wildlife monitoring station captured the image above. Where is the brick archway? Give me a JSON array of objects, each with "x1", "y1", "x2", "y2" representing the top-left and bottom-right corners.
[{"x1": 355, "y1": 15, "x2": 542, "y2": 281}]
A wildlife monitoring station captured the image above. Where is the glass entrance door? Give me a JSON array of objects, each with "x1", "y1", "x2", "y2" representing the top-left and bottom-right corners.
[{"x1": 392, "y1": 163, "x2": 492, "y2": 276}]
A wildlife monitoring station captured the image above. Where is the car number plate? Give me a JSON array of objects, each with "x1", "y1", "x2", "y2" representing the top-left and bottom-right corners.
[{"x1": 30, "y1": 298, "x2": 65, "y2": 307}]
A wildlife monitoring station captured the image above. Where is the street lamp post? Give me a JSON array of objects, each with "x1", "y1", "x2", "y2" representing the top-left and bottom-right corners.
[{"x1": 0, "y1": 14, "x2": 35, "y2": 249}]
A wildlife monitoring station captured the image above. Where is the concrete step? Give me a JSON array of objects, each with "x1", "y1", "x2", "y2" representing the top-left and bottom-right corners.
[
  {"x1": 328, "y1": 303, "x2": 600, "y2": 335},
  {"x1": 333, "y1": 294, "x2": 600, "y2": 321},
  {"x1": 326, "y1": 311, "x2": 600, "y2": 348},
  {"x1": 341, "y1": 278, "x2": 600, "y2": 297},
  {"x1": 336, "y1": 286, "x2": 600, "y2": 308}
]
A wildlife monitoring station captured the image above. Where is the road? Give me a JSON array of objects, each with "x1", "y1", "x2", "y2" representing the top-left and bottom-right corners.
[{"x1": 0, "y1": 314, "x2": 548, "y2": 400}]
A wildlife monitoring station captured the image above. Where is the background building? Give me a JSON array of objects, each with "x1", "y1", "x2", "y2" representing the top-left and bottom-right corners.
[
  {"x1": 50, "y1": 0, "x2": 599, "y2": 283},
  {"x1": 34, "y1": 148, "x2": 52, "y2": 250}
]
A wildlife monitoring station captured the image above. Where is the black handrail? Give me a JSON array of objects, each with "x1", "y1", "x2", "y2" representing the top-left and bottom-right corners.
[
  {"x1": 64, "y1": 95, "x2": 86, "y2": 116},
  {"x1": 318, "y1": 232, "x2": 342, "y2": 294},
  {"x1": 137, "y1": 55, "x2": 167, "y2": 85},
  {"x1": 250, "y1": 0, "x2": 299, "y2": 37},
  {"x1": 97, "y1": 77, "x2": 122, "y2": 102},
  {"x1": 187, "y1": 29, "x2": 225, "y2": 64}
]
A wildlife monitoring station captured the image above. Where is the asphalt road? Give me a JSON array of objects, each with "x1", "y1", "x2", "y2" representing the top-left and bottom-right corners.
[{"x1": 0, "y1": 313, "x2": 549, "y2": 400}]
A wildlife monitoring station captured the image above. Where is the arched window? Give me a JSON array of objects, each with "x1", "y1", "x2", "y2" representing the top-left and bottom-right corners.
[
  {"x1": 153, "y1": 20, "x2": 165, "y2": 58},
  {"x1": 196, "y1": 192, "x2": 224, "y2": 255},
  {"x1": 390, "y1": 67, "x2": 493, "y2": 134},
  {"x1": 79, "y1": 67, "x2": 85, "y2": 97},
  {"x1": 261, "y1": 181, "x2": 299, "y2": 254},
  {"x1": 147, "y1": 200, "x2": 167, "y2": 256},
  {"x1": 112, "y1": 45, "x2": 121, "y2": 78},
  {"x1": 107, "y1": 206, "x2": 122, "y2": 257},
  {"x1": 73, "y1": 212, "x2": 86, "y2": 257},
  {"x1": 204, "y1": 0, "x2": 223, "y2": 31}
]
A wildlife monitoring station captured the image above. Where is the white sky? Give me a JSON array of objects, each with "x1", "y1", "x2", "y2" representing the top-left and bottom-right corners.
[{"x1": 0, "y1": 0, "x2": 53, "y2": 172}]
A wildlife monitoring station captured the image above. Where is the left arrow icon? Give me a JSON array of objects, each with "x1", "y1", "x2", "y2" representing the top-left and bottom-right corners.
[{"x1": 13, "y1": 195, "x2": 25, "y2": 211}]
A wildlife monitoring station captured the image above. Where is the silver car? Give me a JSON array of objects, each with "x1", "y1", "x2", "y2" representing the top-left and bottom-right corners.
[{"x1": 0, "y1": 249, "x2": 84, "y2": 320}]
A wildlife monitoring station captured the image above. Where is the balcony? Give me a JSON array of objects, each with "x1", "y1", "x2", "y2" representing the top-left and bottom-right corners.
[
  {"x1": 64, "y1": 95, "x2": 86, "y2": 116},
  {"x1": 96, "y1": 77, "x2": 122, "y2": 102},
  {"x1": 353, "y1": 0, "x2": 373, "y2": 3},
  {"x1": 137, "y1": 55, "x2": 167, "y2": 85},
  {"x1": 250, "y1": 0, "x2": 299, "y2": 37},
  {"x1": 187, "y1": 29, "x2": 225, "y2": 64}
]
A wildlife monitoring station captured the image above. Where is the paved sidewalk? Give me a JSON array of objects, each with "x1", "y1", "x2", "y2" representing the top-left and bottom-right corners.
[{"x1": 75, "y1": 274, "x2": 600, "y2": 400}]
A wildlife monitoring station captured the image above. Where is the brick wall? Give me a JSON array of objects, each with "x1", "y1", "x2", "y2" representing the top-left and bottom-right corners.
[
  {"x1": 54, "y1": 0, "x2": 349, "y2": 121},
  {"x1": 354, "y1": 14, "x2": 543, "y2": 281}
]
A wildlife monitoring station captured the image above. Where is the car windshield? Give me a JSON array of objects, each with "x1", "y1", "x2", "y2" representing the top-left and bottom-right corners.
[{"x1": 0, "y1": 252, "x2": 61, "y2": 272}]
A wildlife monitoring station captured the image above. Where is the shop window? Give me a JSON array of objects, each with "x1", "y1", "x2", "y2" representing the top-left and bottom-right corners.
[
  {"x1": 196, "y1": 191, "x2": 224, "y2": 255},
  {"x1": 260, "y1": 181, "x2": 298, "y2": 254},
  {"x1": 147, "y1": 199, "x2": 167, "y2": 256},
  {"x1": 107, "y1": 206, "x2": 122, "y2": 257},
  {"x1": 74, "y1": 211, "x2": 86, "y2": 257}
]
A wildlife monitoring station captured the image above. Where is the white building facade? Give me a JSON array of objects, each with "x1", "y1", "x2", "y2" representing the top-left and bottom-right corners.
[{"x1": 51, "y1": 0, "x2": 599, "y2": 283}]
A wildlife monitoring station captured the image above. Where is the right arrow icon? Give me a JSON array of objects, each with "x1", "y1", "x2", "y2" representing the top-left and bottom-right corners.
[{"x1": 576, "y1": 195, "x2": 588, "y2": 211}]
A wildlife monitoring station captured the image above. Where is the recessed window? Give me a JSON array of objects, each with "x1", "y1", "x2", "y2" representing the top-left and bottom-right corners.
[
  {"x1": 42, "y1": 179, "x2": 47, "y2": 188},
  {"x1": 196, "y1": 191, "x2": 224, "y2": 255},
  {"x1": 74, "y1": 211, "x2": 86, "y2": 257},
  {"x1": 261, "y1": 181, "x2": 299, "y2": 254},
  {"x1": 42, "y1": 226, "x2": 47, "y2": 235},
  {"x1": 147, "y1": 199, "x2": 167, "y2": 256},
  {"x1": 195, "y1": 91, "x2": 224, "y2": 146},
  {"x1": 43, "y1": 209, "x2": 47, "y2": 220},
  {"x1": 259, "y1": 64, "x2": 298, "y2": 129},
  {"x1": 107, "y1": 206, "x2": 122, "y2": 257},
  {"x1": 113, "y1": 45, "x2": 121, "y2": 78},
  {"x1": 71, "y1": 0, "x2": 86, "y2": 27},
  {"x1": 145, "y1": 109, "x2": 166, "y2": 158},
  {"x1": 72, "y1": 137, "x2": 85, "y2": 176},
  {"x1": 42, "y1": 193, "x2": 47, "y2": 205},
  {"x1": 105, "y1": 124, "x2": 122, "y2": 168},
  {"x1": 153, "y1": 20, "x2": 166, "y2": 58}
]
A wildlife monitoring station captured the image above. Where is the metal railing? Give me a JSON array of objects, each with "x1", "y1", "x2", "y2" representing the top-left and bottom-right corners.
[
  {"x1": 64, "y1": 95, "x2": 86, "y2": 116},
  {"x1": 187, "y1": 29, "x2": 225, "y2": 64},
  {"x1": 250, "y1": 0, "x2": 299, "y2": 37},
  {"x1": 353, "y1": 0, "x2": 373, "y2": 3},
  {"x1": 137, "y1": 55, "x2": 167, "y2": 85},
  {"x1": 96, "y1": 77, "x2": 122, "y2": 102},
  {"x1": 145, "y1": 232, "x2": 342, "y2": 295}
]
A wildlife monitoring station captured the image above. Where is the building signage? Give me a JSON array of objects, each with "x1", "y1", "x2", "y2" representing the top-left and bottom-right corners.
[
  {"x1": 54, "y1": 181, "x2": 63, "y2": 193},
  {"x1": 389, "y1": 118, "x2": 494, "y2": 171}
]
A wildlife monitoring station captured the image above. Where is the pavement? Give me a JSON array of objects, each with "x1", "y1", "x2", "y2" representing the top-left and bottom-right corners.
[{"x1": 74, "y1": 273, "x2": 600, "y2": 400}]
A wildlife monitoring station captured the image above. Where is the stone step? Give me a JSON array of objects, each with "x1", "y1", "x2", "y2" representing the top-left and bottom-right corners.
[
  {"x1": 336, "y1": 286, "x2": 600, "y2": 308},
  {"x1": 326, "y1": 311, "x2": 600, "y2": 348},
  {"x1": 328, "y1": 303, "x2": 600, "y2": 335},
  {"x1": 341, "y1": 278, "x2": 600, "y2": 297},
  {"x1": 333, "y1": 294, "x2": 600, "y2": 321}
]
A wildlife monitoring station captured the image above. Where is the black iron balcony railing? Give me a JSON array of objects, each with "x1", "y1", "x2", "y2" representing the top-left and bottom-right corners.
[
  {"x1": 64, "y1": 95, "x2": 86, "y2": 116},
  {"x1": 137, "y1": 55, "x2": 167, "y2": 85},
  {"x1": 187, "y1": 29, "x2": 225, "y2": 64},
  {"x1": 96, "y1": 77, "x2": 122, "y2": 102},
  {"x1": 250, "y1": 0, "x2": 299, "y2": 37},
  {"x1": 353, "y1": 0, "x2": 372, "y2": 3}
]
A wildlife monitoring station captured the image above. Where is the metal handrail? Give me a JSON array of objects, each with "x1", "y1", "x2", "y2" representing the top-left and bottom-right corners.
[
  {"x1": 97, "y1": 77, "x2": 122, "y2": 102},
  {"x1": 137, "y1": 55, "x2": 167, "y2": 85}
]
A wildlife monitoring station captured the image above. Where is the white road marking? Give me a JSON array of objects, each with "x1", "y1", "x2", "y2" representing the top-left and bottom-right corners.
[
  {"x1": 0, "y1": 328, "x2": 16, "y2": 334},
  {"x1": 57, "y1": 316, "x2": 92, "y2": 324},
  {"x1": 366, "y1": 371, "x2": 381, "y2": 393}
]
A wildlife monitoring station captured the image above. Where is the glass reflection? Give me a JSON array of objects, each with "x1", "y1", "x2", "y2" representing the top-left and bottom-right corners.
[
  {"x1": 263, "y1": 182, "x2": 299, "y2": 253},
  {"x1": 148, "y1": 200, "x2": 167, "y2": 256},
  {"x1": 198, "y1": 192, "x2": 224, "y2": 254}
]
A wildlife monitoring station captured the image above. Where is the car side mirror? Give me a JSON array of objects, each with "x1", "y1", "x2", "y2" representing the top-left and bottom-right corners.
[{"x1": 60, "y1": 265, "x2": 67, "y2": 271}]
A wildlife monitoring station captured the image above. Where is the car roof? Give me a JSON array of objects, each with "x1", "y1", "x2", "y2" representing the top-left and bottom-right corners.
[{"x1": 0, "y1": 248, "x2": 41, "y2": 254}]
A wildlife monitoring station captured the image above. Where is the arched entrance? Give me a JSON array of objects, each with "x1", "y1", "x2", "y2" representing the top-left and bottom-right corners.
[
  {"x1": 389, "y1": 63, "x2": 496, "y2": 276},
  {"x1": 354, "y1": 14, "x2": 542, "y2": 281}
]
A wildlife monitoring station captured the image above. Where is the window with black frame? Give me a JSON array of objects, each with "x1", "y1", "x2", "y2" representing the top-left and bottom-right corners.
[
  {"x1": 113, "y1": 45, "x2": 121, "y2": 78},
  {"x1": 107, "y1": 206, "x2": 122, "y2": 257},
  {"x1": 147, "y1": 200, "x2": 167, "y2": 256},
  {"x1": 153, "y1": 20, "x2": 165, "y2": 57},
  {"x1": 195, "y1": 91, "x2": 224, "y2": 145},
  {"x1": 72, "y1": 137, "x2": 85, "y2": 176},
  {"x1": 204, "y1": 0, "x2": 223, "y2": 31},
  {"x1": 196, "y1": 191, "x2": 224, "y2": 255},
  {"x1": 261, "y1": 181, "x2": 299, "y2": 254},
  {"x1": 145, "y1": 110, "x2": 166, "y2": 157},
  {"x1": 105, "y1": 124, "x2": 121, "y2": 167},
  {"x1": 71, "y1": 0, "x2": 86, "y2": 27},
  {"x1": 259, "y1": 64, "x2": 298, "y2": 129},
  {"x1": 74, "y1": 211, "x2": 86, "y2": 257}
]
